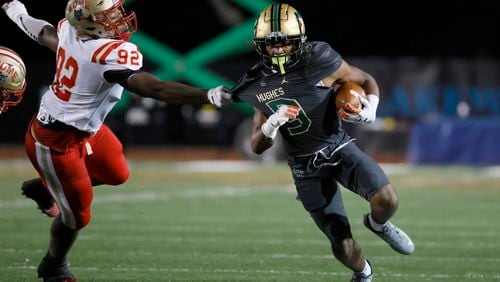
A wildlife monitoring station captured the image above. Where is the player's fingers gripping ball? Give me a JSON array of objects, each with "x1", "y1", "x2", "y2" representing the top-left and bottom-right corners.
[
  {"x1": 334, "y1": 81, "x2": 379, "y2": 124},
  {"x1": 335, "y1": 82, "x2": 366, "y2": 113},
  {"x1": 344, "y1": 102, "x2": 361, "y2": 114}
]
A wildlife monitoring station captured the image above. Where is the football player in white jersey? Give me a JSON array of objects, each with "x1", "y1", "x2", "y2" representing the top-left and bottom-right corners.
[
  {"x1": 2, "y1": 0, "x2": 232, "y2": 281},
  {"x1": 0, "y1": 46, "x2": 26, "y2": 114}
]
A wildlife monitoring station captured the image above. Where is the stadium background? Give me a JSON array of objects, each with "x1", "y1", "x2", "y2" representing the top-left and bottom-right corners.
[
  {"x1": 1, "y1": 1, "x2": 500, "y2": 281},
  {"x1": 1, "y1": 0, "x2": 500, "y2": 164}
]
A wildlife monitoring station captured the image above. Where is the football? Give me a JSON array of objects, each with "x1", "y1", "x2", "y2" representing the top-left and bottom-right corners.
[{"x1": 334, "y1": 82, "x2": 366, "y2": 113}]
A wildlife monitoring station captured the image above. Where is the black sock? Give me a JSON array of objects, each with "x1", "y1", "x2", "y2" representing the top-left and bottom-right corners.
[{"x1": 43, "y1": 252, "x2": 66, "y2": 265}]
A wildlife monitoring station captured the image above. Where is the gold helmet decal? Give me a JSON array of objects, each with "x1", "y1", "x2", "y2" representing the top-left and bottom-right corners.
[
  {"x1": 0, "y1": 46, "x2": 26, "y2": 113},
  {"x1": 254, "y1": 3, "x2": 305, "y2": 41},
  {"x1": 253, "y1": 3, "x2": 307, "y2": 74},
  {"x1": 65, "y1": 0, "x2": 137, "y2": 40}
]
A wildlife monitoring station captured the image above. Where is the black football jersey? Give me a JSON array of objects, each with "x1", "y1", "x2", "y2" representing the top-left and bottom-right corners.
[{"x1": 233, "y1": 41, "x2": 352, "y2": 156}]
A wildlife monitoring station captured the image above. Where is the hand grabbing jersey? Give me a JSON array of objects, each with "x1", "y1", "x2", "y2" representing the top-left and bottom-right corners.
[{"x1": 208, "y1": 86, "x2": 233, "y2": 108}]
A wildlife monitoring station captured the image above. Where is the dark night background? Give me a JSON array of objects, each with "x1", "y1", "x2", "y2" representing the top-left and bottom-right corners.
[
  {"x1": 1, "y1": 0, "x2": 500, "y2": 147},
  {"x1": 3, "y1": 1, "x2": 500, "y2": 69}
]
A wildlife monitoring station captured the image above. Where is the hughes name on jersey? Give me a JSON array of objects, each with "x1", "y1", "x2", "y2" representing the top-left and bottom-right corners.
[{"x1": 233, "y1": 41, "x2": 350, "y2": 157}]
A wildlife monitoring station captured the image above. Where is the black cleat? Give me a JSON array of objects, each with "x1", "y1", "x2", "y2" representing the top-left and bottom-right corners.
[
  {"x1": 37, "y1": 254, "x2": 77, "y2": 282},
  {"x1": 21, "y1": 178, "x2": 60, "y2": 217}
]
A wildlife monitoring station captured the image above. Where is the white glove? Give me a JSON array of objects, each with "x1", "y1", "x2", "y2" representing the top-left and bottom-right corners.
[
  {"x1": 261, "y1": 105, "x2": 300, "y2": 139},
  {"x1": 338, "y1": 94, "x2": 379, "y2": 124},
  {"x1": 2, "y1": 0, "x2": 52, "y2": 41},
  {"x1": 207, "y1": 85, "x2": 232, "y2": 108},
  {"x1": 2, "y1": 0, "x2": 28, "y2": 20}
]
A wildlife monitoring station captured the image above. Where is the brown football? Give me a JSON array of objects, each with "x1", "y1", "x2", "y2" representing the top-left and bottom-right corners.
[{"x1": 334, "y1": 82, "x2": 366, "y2": 113}]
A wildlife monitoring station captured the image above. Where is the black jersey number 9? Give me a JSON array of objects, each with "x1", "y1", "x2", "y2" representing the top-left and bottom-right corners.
[{"x1": 266, "y1": 98, "x2": 311, "y2": 136}]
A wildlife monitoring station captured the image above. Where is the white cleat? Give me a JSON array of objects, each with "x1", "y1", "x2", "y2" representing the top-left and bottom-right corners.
[{"x1": 363, "y1": 214, "x2": 415, "y2": 255}]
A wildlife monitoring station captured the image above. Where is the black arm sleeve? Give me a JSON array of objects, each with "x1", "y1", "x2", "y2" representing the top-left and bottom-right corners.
[{"x1": 103, "y1": 69, "x2": 143, "y2": 88}]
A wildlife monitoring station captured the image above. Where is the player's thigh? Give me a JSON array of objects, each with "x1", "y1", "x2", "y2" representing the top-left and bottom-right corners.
[
  {"x1": 309, "y1": 182, "x2": 352, "y2": 241},
  {"x1": 335, "y1": 142, "x2": 390, "y2": 200},
  {"x1": 289, "y1": 158, "x2": 345, "y2": 212},
  {"x1": 85, "y1": 125, "x2": 129, "y2": 185},
  {"x1": 32, "y1": 143, "x2": 93, "y2": 229}
]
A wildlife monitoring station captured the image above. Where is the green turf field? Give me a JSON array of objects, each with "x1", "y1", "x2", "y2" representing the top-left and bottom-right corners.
[{"x1": 1, "y1": 160, "x2": 499, "y2": 281}]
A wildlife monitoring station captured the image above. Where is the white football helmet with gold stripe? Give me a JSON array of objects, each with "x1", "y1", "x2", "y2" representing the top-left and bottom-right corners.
[
  {"x1": 0, "y1": 46, "x2": 26, "y2": 113},
  {"x1": 65, "y1": 0, "x2": 137, "y2": 41},
  {"x1": 253, "y1": 3, "x2": 307, "y2": 73}
]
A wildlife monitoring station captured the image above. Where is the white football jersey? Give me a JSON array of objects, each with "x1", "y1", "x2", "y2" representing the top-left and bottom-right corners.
[{"x1": 40, "y1": 20, "x2": 143, "y2": 134}]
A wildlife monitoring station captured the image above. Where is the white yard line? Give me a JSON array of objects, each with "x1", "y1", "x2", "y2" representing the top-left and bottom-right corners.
[
  {"x1": 484, "y1": 166, "x2": 500, "y2": 178},
  {"x1": 71, "y1": 234, "x2": 500, "y2": 249},
  {"x1": 4, "y1": 248, "x2": 500, "y2": 264},
  {"x1": 7, "y1": 264, "x2": 500, "y2": 280},
  {"x1": 0, "y1": 186, "x2": 292, "y2": 208},
  {"x1": 168, "y1": 160, "x2": 262, "y2": 172}
]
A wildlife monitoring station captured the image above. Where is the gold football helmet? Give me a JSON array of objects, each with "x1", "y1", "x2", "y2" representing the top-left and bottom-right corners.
[
  {"x1": 0, "y1": 46, "x2": 26, "y2": 113},
  {"x1": 253, "y1": 3, "x2": 307, "y2": 74},
  {"x1": 65, "y1": 0, "x2": 137, "y2": 41}
]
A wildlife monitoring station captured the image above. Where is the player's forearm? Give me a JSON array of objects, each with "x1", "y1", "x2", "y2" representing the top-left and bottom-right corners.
[
  {"x1": 251, "y1": 131, "x2": 274, "y2": 154},
  {"x1": 145, "y1": 81, "x2": 209, "y2": 105},
  {"x1": 38, "y1": 26, "x2": 59, "y2": 52},
  {"x1": 2, "y1": 1, "x2": 54, "y2": 44},
  {"x1": 360, "y1": 73, "x2": 379, "y2": 97}
]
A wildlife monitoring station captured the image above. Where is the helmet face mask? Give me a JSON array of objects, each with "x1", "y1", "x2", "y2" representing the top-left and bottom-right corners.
[
  {"x1": 253, "y1": 4, "x2": 306, "y2": 74},
  {"x1": 0, "y1": 46, "x2": 26, "y2": 113},
  {"x1": 65, "y1": 0, "x2": 137, "y2": 40}
]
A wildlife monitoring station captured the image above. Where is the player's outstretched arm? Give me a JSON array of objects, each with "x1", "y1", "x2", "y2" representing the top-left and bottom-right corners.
[
  {"x1": 1, "y1": 0, "x2": 58, "y2": 52},
  {"x1": 125, "y1": 71, "x2": 232, "y2": 107}
]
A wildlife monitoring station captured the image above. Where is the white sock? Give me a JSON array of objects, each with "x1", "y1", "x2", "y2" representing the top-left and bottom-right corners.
[
  {"x1": 368, "y1": 214, "x2": 386, "y2": 232},
  {"x1": 361, "y1": 259, "x2": 372, "y2": 276}
]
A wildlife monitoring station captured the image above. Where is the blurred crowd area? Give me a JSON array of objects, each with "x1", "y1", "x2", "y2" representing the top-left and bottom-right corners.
[{"x1": 1, "y1": 0, "x2": 499, "y2": 165}]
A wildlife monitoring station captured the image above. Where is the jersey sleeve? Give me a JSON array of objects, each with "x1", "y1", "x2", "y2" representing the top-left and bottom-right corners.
[
  {"x1": 231, "y1": 63, "x2": 264, "y2": 102},
  {"x1": 305, "y1": 41, "x2": 342, "y2": 83},
  {"x1": 92, "y1": 41, "x2": 143, "y2": 76}
]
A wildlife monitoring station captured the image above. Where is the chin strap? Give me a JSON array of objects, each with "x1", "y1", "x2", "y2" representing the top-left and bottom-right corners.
[{"x1": 271, "y1": 55, "x2": 288, "y2": 74}]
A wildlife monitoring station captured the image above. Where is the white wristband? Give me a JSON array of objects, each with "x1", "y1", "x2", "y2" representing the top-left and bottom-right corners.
[
  {"x1": 367, "y1": 94, "x2": 379, "y2": 111},
  {"x1": 16, "y1": 14, "x2": 52, "y2": 42},
  {"x1": 261, "y1": 122, "x2": 278, "y2": 139},
  {"x1": 364, "y1": 94, "x2": 379, "y2": 123}
]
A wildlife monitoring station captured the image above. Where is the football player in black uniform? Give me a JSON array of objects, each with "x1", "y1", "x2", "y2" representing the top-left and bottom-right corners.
[{"x1": 232, "y1": 4, "x2": 415, "y2": 282}]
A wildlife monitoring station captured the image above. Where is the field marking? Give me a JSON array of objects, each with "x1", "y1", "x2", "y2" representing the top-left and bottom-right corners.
[
  {"x1": 72, "y1": 233, "x2": 500, "y2": 250},
  {"x1": 3, "y1": 158, "x2": 500, "y2": 175},
  {"x1": 4, "y1": 248, "x2": 500, "y2": 264},
  {"x1": 485, "y1": 166, "x2": 500, "y2": 177},
  {"x1": 0, "y1": 186, "x2": 297, "y2": 209},
  {"x1": 0, "y1": 159, "x2": 32, "y2": 167},
  {"x1": 0, "y1": 160, "x2": 417, "y2": 174},
  {"x1": 168, "y1": 160, "x2": 262, "y2": 172},
  {"x1": 7, "y1": 264, "x2": 500, "y2": 280}
]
